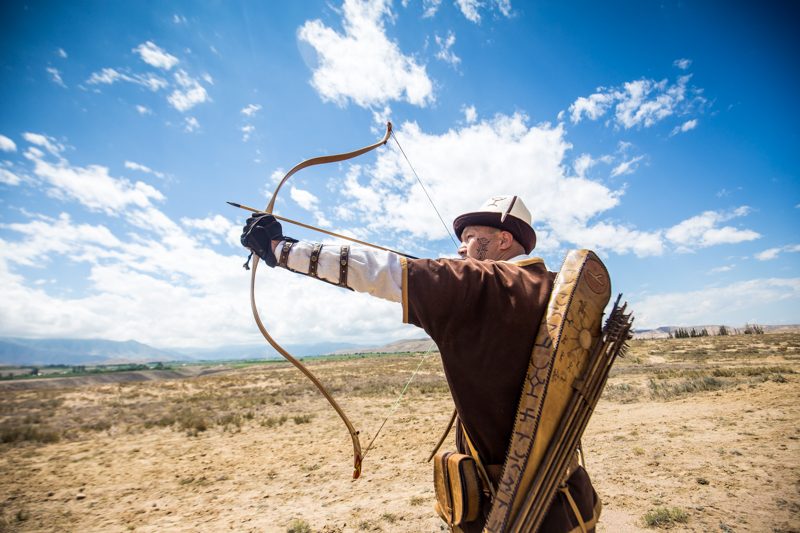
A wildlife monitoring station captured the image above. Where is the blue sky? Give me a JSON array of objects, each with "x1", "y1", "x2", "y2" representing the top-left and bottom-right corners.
[{"x1": 1, "y1": 0, "x2": 798, "y2": 349}]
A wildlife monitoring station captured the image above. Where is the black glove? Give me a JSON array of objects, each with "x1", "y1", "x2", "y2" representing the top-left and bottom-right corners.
[{"x1": 240, "y1": 214, "x2": 291, "y2": 267}]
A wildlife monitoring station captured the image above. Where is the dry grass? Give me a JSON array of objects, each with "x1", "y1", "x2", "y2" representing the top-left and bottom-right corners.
[{"x1": 0, "y1": 334, "x2": 798, "y2": 532}]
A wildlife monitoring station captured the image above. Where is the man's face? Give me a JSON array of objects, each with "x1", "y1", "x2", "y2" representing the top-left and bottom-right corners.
[{"x1": 458, "y1": 225, "x2": 505, "y2": 260}]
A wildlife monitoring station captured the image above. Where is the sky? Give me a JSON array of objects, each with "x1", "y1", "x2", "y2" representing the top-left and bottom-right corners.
[{"x1": 1, "y1": 0, "x2": 798, "y2": 350}]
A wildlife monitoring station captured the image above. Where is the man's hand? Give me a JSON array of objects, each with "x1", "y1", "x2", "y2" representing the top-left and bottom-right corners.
[{"x1": 240, "y1": 214, "x2": 288, "y2": 267}]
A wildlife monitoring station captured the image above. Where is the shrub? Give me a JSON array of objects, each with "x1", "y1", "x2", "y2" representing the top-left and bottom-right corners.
[
  {"x1": 261, "y1": 415, "x2": 288, "y2": 428},
  {"x1": 176, "y1": 410, "x2": 208, "y2": 435},
  {"x1": 286, "y1": 519, "x2": 311, "y2": 533},
  {"x1": 743, "y1": 323, "x2": 764, "y2": 335},
  {"x1": 292, "y1": 414, "x2": 314, "y2": 425},
  {"x1": 648, "y1": 376, "x2": 725, "y2": 400},
  {"x1": 643, "y1": 506, "x2": 688, "y2": 527},
  {"x1": 0, "y1": 424, "x2": 61, "y2": 444}
]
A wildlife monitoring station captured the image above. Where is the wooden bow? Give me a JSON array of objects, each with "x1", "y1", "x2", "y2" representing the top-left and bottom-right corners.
[{"x1": 248, "y1": 123, "x2": 393, "y2": 479}]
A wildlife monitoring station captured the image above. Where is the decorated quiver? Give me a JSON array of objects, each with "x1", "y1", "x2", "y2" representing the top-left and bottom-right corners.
[{"x1": 485, "y1": 249, "x2": 633, "y2": 533}]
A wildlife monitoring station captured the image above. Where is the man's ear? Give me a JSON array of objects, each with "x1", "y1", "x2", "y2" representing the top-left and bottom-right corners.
[{"x1": 499, "y1": 230, "x2": 514, "y2": 250}]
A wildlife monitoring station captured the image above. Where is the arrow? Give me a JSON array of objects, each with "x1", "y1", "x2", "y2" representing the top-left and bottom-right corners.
[{"x1": 227, "y1": 201, "x2": 418, "y2": 259}]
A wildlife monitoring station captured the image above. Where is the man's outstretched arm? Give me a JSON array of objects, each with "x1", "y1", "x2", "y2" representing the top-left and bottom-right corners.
[{"x1": 241, "y1": 213, "x2": 404, "y2": 303}]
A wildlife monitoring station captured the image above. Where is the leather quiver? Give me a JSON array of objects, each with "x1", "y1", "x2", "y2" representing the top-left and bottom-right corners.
[{"x1": 433, "y1": 451, "x2": 482, "y2": 526}]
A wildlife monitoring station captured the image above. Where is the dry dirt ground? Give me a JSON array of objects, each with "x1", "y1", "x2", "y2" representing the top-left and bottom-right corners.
[{"x1": 1, "y1": 333, "x2": 798, "y2": 532}]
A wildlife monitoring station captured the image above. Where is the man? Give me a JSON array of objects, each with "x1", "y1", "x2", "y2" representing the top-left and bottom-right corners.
[{"x1": 241, "y1": 195, "x2": 600, "y2": 532}]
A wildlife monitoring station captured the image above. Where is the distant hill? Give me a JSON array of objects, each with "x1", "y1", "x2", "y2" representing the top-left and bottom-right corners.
[
  {"x1": 5, "y1": 324, "x2": 799, "y2": 366},
  {"x1": 0, "y1": 338, "x2": 185, "y2": 366},
  {"x1": 174, "y1": 341, "x2": 372, "y2": 361},
  {"x1": 0, "y1": 338, "x2": 373, "y2": 366},
  {"x1": 333, "y1": 337, "x2": 435, "y2": 355}
]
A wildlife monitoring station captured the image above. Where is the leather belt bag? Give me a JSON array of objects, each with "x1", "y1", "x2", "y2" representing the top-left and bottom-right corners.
[{"x1": 433, "y1": 451, "x2": 482, "y2": 526}]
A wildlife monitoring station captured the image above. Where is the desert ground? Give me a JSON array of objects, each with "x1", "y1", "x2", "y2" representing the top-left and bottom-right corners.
[{"x1": 1, "y1": 333, "x2": 798, "y2": 532}]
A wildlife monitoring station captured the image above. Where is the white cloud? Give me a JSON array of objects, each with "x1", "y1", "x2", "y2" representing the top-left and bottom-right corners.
[
  {"x1": 125, "y1": 160, "x2": 165, "y2": 179},
  {"x1": 556, "y1": 221, "x2": 665, "y2": 257},
  {"x1": 22, "y1": 137, "x2": 164, "y2": 215},
  {"x1": 673, "y1": 58, "x2": 692, "y2": 70},
  {"x1": 755, "y1": 247, "x2": 781, "y2": 261},
  {"x1": 569, "y1": 91, "x2": 615, "y2": 123},
  {"x1": 435, "y1": 31, "x2": 460, "y2": 67},
  {"x1": 0, "y1": 134, "x2": 17, "y2": 152},
  {"x1": 22, "y1": 132, "x2": 64, "y2": 155},
  {"x1": 135, "y1": 105, "x2": 152, "y2": 115},
  {"x1": 87, "y1": 68, "x2": 168, "y2": 91},
  {"x1": 46, "y1": 67, "x2": 67, "y2": 88},
  {"x1": 572, "y1": 153, "x2": 612, "y2": 179},
  {"x1": 184, "y1": 116, "x2": 200, "y2": 132},
  {"x1": 573, "y1": 153, "x2": 595, "y2": 178},
  {"x1": 615, "y1": 77, "x2": 689, "y2": 129},
  {"x1": 371, "y1": 105, "x2": 392, "y2": 129},
  {"x1": 463, "y1": 105, "x2": 477, "y2": 124},
  {"x1": 495, "y1": 0, "x2": 512, "y2": 17},
  {"x1": 168, "y1": 70, "x2": 210, "y2": 112},
  {"x1": 0, "y1": 212, "x2": 122, "y2": 267},
  {"x1": 57, "y1": 48, "x2": 68, "y2": 58},
  {"x1": 422, "y1": 0, "x2": 442, "y2": 17},
  {"x1": 610, "y1": 155, "x2": 644, "y2": 177},
  {"x1": 241, "y1": 103, "x2": 262, "y2": 116},
  {"x1": 181, "y1": 214, "x2": 238, "y2": 246},
  {"x1": 87, "y1": 54, "x2": 209, "y2": 113},
  {"x1": 665, "y1": 206, "x2": 760, "y2": 250},
  {"x1": 290, "y1": 186, "x2": 321, "y2": 211},
  {"x1": 708, "y1": 264, "x2": 734, "y2": 274},
  {"x1": 87, "y1": 67, "x2": 121, "y2": 85},
  {"x1": 298, "y1": 0, "x2": 434, "y2": 108},
  {"x1": 455, "y1": 0, "x2": 481, "y2": 22},
  {"x1": 289, "y1": 187, "x2": 332, "y2": 228},
  {"x1": 0, "y1": 136, "x2": 418, "y2": 349},
  {"x1": 0, "y1": 168, "x2": 23, "y2": 186},
  {"x1": 670, "y1": 118, "x2": 698, "y2": 136},
  {"x1": 173, "y1": 14, "x2": 187, "y2": 24},
  {"x1": 755, "y1": 244, "x2": 800, "y2": 261},
  {"x1": 454, "y1": 0, "x2": 514, "y2": 22},
  {"x1": 569, "y1": 73, "x2": 704, "y2": 130},
  {"x1": 133, "y1": 41, "x2": 179, "y2": 70},
  {"x1": 240, "y1": 104, "x2": 262, "y2": 141},
  {"x1": 633, "y1": 278, "x2": 800, "y2": 329},
  {"x1": 181, "y1": 214, "x2": 233, "y2": 235},
  {"x1": 337, "y1": 115, "x2": 663, "y2": 255},
  {"x1": 329, "y1": 117, "x2": 762, "y2": 258}
]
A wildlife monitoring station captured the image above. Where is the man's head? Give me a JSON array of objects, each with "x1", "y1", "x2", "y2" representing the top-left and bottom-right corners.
[{"x1": 453, "y1": 195, "x2": 536, "y2": 260}]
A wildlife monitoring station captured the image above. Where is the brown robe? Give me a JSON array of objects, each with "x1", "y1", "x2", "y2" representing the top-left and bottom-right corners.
[{"x1": 402, "y1": 257, "x2": 599, "y2": 532}]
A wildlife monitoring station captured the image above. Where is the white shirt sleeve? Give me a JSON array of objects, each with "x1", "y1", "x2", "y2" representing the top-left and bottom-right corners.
[{"x1": 277, "y1": 241, "x2": 403, "y2": 303}]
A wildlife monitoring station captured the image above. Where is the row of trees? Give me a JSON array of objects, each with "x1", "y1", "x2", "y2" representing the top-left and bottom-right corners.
[{"x1": 670, "y1": 324, "x2": 765, "y2": 338}]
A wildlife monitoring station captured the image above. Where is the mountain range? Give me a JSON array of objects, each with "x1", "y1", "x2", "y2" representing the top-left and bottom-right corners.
[
  {"x1": 0, "y1": 337, "x2": 371, "y2": 366},
  {"x1": 3, "y1": 323, "x2": 798, "y2": 366}
]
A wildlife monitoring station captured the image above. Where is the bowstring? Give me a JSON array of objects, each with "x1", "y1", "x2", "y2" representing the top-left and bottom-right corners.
[
  {"x1": 391, "y1": 131, "x2": 460, "y2": 250},
  {"x1": 361, "y1": 129, "x2": 458, "y2": 460},
  {"x1": 361, "y1": 340, "x2": 438, "y2": 460}
]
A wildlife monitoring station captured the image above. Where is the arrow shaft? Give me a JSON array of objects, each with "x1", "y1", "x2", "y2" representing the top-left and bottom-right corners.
[{"x1": 229, "y1": 201, "x2": 417, "y2": 259}]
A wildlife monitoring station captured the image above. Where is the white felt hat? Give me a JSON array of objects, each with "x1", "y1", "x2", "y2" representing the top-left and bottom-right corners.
[{"x1": 452, "y1": 195, "x2": 537, "y2": 253}]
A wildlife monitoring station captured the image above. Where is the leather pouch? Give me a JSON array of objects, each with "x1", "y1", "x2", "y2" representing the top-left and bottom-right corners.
[{"x1": 433, "y1": 451, "x2": 482, "y2": 526}]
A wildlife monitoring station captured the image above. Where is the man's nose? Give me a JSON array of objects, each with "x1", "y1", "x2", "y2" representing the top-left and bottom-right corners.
[{"x1": 457, "y1": 243, "x2": 467, "y2": 258}]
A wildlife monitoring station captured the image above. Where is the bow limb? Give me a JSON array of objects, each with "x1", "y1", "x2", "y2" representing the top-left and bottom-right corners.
[
  {"x1": 249, "y1": 254, "x2": 362, "y2": 478},
  {"x1": 265, "y1": 122, "x2": 392, "y2": 214},
  {"x1": 249, "y1": 123, "x2": 393, "y2": 479}
]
